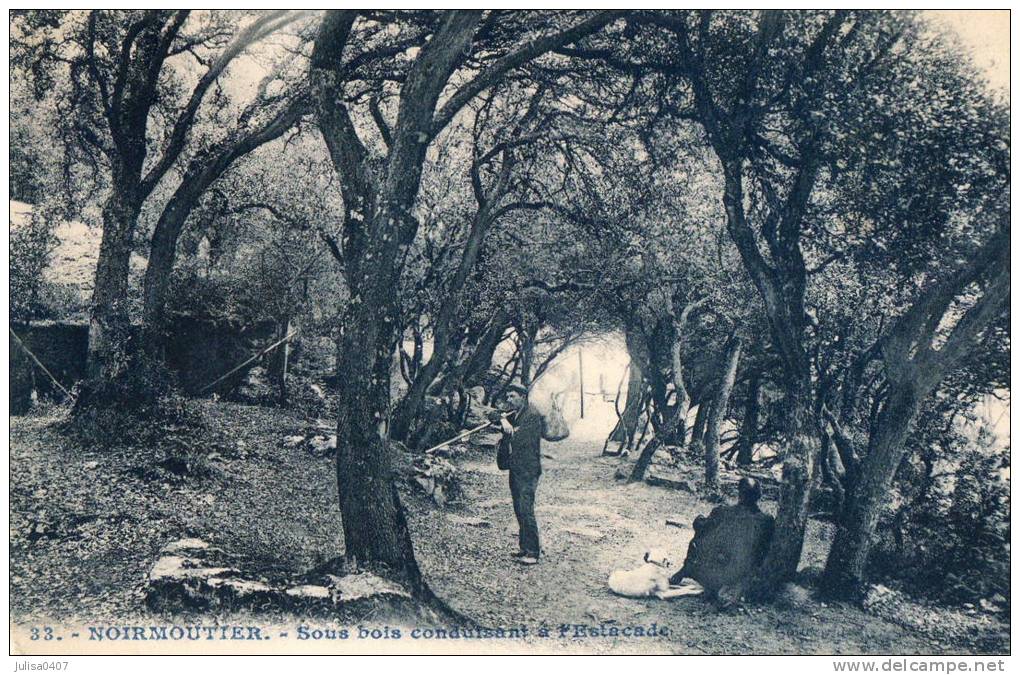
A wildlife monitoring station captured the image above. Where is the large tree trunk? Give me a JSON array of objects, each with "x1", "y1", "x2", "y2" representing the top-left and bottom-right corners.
[
  {"x1": 647, "y1": 371, "x2": 681, "y2": 445},
  {"x1": 78, "y1": 11, "x2": 299, "y2": 405},
  {"x1": 391, "y1": 331, "x2": 451, "y2": 442},
  {"x1": 704, "y1": 334, "x2": 742, "y2": 488},
  {"x1": 629, "y1": 362, "x2": 686, "y2": 481},
  {"x1": 85, "y1": 189, "x2": 141, "y2": 387},
  {"x1": 689, "y1": 396, "x2": 709, "y2": 451},
  {"x1": 464, "y1": 322, "x2": 507, "y2": 389},
  {"x1": 752, "y1": 380, "x2": 818, "y2": 594},
  {"x1": 661, "y1": 298, "x2": 705, "y2": 447},
  {"x1": 140, "y1": 187, "x2": 199, "y2": 359},
  {"x1": 736, "y1": 370, "x2": 761, "y2": 466},
  {"x1": 717, "y1": 158, "x2": 820, "y2": 594},
  {"x1": 820, "y1": 382, "x2": 919, "y2": 599},
  {"x1": 334, "y1": 268, "x2": 427, "y2": 590},
  {"x1": 628, "y1": 437, "x2": 662, "y2": 483},
  {"x1": 624, "y1": 323, "x2": 672, "y2": 482},
  {"x1": 610, "y1": 360, "x2": 643, "y2": 443}
]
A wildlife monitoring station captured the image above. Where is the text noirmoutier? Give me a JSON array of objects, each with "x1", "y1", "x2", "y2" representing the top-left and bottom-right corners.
[{"x1": 76, "y1": 623, "x2": 671, "y2": 641}]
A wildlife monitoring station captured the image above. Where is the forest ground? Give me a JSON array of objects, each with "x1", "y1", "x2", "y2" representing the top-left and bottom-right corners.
[{"x1": 9, "y1": 401, "x2": 1009, "y2": 655}]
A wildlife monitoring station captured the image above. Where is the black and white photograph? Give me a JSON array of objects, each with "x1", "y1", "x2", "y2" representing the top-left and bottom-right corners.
[{"x1": 7, "y1": 8, "x2": 1011, "y2": 659}]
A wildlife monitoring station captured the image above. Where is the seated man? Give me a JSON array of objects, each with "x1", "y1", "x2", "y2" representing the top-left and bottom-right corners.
[{"x1": 670, "y1": 477, "x2": 775, "y2": 605}]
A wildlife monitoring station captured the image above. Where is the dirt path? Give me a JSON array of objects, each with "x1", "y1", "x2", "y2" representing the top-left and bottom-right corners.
[{"x1": 408, "y1": 437, "x2": 946, "y2": 654}]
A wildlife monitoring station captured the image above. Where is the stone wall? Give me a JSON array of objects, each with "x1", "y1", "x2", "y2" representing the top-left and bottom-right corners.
[
  {"x1": 9, "y1": 316, "x2": 280, "y2": 414},
  {"x1": 163, "y1": 315, "x2": 277, "y2": 395},
  {"x1": 10, "y1": 322, "x2": 88, "y2": 414}
]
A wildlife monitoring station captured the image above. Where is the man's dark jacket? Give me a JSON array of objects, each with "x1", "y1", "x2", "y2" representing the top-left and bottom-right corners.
[{"x1": 505, "y1": 404, "x2": 548, "y2": 477}]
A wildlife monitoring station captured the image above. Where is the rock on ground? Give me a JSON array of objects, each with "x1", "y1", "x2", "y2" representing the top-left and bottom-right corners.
[{"x1": 146, "y1": 538, "x2": 413, "y2": 616}]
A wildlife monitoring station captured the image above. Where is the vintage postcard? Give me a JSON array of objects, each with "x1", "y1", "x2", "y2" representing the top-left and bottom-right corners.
[{"x1": 8, "y1": 9, "x2": 1010, "y2": 660}]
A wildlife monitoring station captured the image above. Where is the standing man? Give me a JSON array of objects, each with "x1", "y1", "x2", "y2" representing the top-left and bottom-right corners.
[{"x1": 492, "y1": 384, "x2": 549, "y2": 565}]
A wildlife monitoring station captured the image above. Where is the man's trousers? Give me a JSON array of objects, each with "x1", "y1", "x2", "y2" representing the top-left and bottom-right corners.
[{"x1": 509, "y1": 472, "x2": 540, "y2": 558}]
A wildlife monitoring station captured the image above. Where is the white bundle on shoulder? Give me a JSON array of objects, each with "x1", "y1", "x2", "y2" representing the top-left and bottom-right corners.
[{"x1": 543, "y1": 391, "x2": 570, "y2": 441}]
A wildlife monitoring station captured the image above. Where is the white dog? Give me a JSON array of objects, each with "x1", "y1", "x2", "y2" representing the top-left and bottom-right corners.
[{"x1": 607, "y1": 549, "x2": 674, "y2": 599}]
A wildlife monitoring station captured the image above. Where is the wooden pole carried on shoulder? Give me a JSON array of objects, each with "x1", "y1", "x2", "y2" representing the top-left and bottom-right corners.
[
  {"x1": 420, "y1": 351, "x2": 571, "y2": 457},
  {"x1": 421, "y1": 412, "x2": 513, "y2": 455}
]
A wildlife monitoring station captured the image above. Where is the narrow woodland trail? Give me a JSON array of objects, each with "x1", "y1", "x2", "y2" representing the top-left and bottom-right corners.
[{"x1": 407, "y1": 437, "x2": 945, "y2": 655}]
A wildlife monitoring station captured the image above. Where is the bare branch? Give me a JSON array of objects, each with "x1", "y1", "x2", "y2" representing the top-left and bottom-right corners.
[
  {"x1": 141, "y1": 10, "x2": 308, "y2": 196},
  {"x1": 431, "y1": 11, "x2": 622, "y2": 136},
  {"x1": 368, "y1": 95, "x2": 393, "y2": 150},
  {"x1": 85, "y1": 12, "x2": 113, "y2": 123}
]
